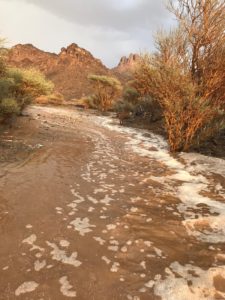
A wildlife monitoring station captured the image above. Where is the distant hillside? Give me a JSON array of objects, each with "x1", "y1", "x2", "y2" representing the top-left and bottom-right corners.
[
  {"x1": 7, "y1": 43, "x2": 110, "y2": 100},
  {"x1": 113, "y1": 53, "x2": 141, "y2": 81},
  {"x1": 6, "y1": 43, "x2": 141, "y2": 99}
]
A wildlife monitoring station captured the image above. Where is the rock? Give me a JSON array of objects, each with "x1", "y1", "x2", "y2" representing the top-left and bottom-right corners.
[{"x1": 115, "y1": 53, "x2": 141, "y2": 71}]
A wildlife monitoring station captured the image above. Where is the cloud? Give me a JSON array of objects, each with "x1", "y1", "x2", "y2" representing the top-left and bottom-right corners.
[
  {"x1": 0, "y1": 0, "x2": 175, "y2": 67},
  {"x1": 20, "y1": 0, "x2": 171, "y2": 31}
]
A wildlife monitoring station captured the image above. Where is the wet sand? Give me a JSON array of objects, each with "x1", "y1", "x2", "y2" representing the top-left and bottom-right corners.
[{"x1": 0, "y1": 105, "x2": 225, "y2": 300}]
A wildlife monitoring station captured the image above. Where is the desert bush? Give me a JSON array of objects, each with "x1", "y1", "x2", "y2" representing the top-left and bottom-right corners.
[
  {"x1": 81, "y1": 95, "x2": 97, "y2": 109},
  {"x1": 113, "y1": 99, "x2": 135, "y2": 113},
  {"x1": 7, "y1": 68, "x2": 54, "y2": 101},
  {"x1": 123, "y1": 87, "x2": 140, "y2": 105},
  {"x1": 134, "y1": 0, "x2": 225, "y2": 152},
  {"x1": 0, "y1": 58, "x2": 6, "y2": 76},
  {"x1": 0, "y1": 39, "x2": 54, "y2": 121},
  {"x1": 0, "y1": 61, "x2": 54, "y2": 120},
  {"x1": 0, "y1": 98, "x2": 19, "y2": 116},
  {"x1": 88, "y1": 75, "x2": 122, "y2": 112}
]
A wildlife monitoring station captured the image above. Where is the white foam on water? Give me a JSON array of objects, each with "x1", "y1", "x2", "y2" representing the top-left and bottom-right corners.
[
  {"x1": 108, "y1": 245, "x2": 119, "y2": 252},
  {"x1": 26, "y1": 224, "x2": 33, "y2": 229},
  {"x1": 121, "y1": 246, "x2": 128, "y2": 253},
  {"x1": 130, "y1": 207, "x2": 138, "y2": 213},
  {"x1": 35, "y1": 252, "x2": 42, "y2": 258},
  {"x1": 144, "y1": 241, "x2": 153, "y2": 247},
  {"x1": 102, "y1": 256, "x2": 111, "y2": 265},
  {"x1": 100, "y1": 195, "x2": 113, "y2": 205},
  {"x1": 70, "y1": 218, "x2": 96, "y2": 236},
  {"x1": 182, "y1": 152, "x2": 225, "y2": 177},
  {"x1": 140, "y1": 261, "x2": 146, "y2": 269},
  {"x1": 67, "y1": 203, "x2": 78, "y2": 211},
  {"x1": 96, "y1": 115, "x2": 225, "y2": 244},
  {"x1": 93, "y1": 236, "x2": 105, "y2": 245},
  {"x1": 60, "y1": 240, "x2": 70, "y2": 248},
  {"x1": 46, "y1": 242, "x2": 81, "y2": 267},
  {"x1": 15, "y1": 281, "x2": 39, "y2": 296},
  {"x1": 22, "y1": 234, "x2": 44, "y2": 252},
  {"x1": 145, "y1": 280, "x2": 155, "y2": 288},
  {"x1": 87, "y1": 196, "x2": 98, "y2": 204},
  {"x1": 56, "y1": 207, "x2": 63, "y2": 211},
  {"x1": 126, "y1": 240, "x2": 133, "y2": 246},
  {"x1": 59, "y1": 276, "x2": 77, "y2": 298},
  {"x1": 94, "y1": 188, "x2": 106, "y2": 194},
  {"x1": 34, "y1": 259, "x2": 46, "y2": 272},
  {"x1": 110, "y1": 262, "x2": 120, "y2": 272},
  {"x1": 127, "y1": 295, "x2": 140, "y2": 300},
  {"x1": 100, "y1": 215, "x2": 108, "y2": 219},
  {"x1": 106, "y1": 224, "x2": 117, "y2": 230},
  {"x1": 177, "y1": 182, "x2": 225, "y2": 243},
  {"x1": 70, "y1": 189, "x2": 85, "y2": 203},
  {"x1": 154, "y1": 247, "x2": 164, "y2": 258},
  {"x1": 88, "y1": 206, "x2": 95, "y2": 212},
  {"x1": 154, "y1": 262, "x2": 225, "y2": 300}
]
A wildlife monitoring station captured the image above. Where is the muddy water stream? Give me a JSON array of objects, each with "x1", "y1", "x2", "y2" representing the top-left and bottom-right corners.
[{"x1": 0, "y1": 105, "x2": 225, "y2": 300}]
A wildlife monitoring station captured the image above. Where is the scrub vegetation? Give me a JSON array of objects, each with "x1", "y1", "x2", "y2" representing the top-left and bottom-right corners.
[{"x1": 0, "y1": 42, "x2": 54, "y2": 122}]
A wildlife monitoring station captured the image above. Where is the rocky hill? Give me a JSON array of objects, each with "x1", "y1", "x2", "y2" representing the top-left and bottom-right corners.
[
  {"x1": 113, "y1": 53, "x2": 140, "y2": 81},
  {"x1": 7, "y1": 43, "x2": 110, "y2": 99},
  {"x1": 6, "y1": 43, "x2": 140, "y2": 99}
]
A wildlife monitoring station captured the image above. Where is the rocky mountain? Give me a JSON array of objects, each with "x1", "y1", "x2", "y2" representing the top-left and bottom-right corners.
[
  {"x1": 6, "y1": 43, "x2": 140, "y2": 99},
  {"x1": 116, "y1": 54, "x2": 140, "y2": 70},
  {"x1": 7, "y1": 43, "x2": 110, "y2": 99},
  {"x1": 113, "y1": 53, "x2": 141, "y2": 81}
]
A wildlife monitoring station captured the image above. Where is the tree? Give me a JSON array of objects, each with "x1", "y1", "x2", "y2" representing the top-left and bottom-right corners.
[
  {"x1": 168, "y1": 0, "x2": 225, "y2": 108},
  {"x1": 6, "y1": 68, "x2": 54, "y2": 109},
  {"x1": 0, "y1": 40, "x2": 54, "y2": 120},
  {"x1": 134, "y1": 0, "x2": 225, "y2": 152},
  {"x1": 88, "y1": 75, "x2": 122, "y2": 111}
]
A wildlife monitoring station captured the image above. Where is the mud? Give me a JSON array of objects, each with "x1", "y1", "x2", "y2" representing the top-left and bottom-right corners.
[{"x1": 0, "y1": 105, "x2": 225, "y2": 300}]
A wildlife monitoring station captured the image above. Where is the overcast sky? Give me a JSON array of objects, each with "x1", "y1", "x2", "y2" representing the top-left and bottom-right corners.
[{"x1": 0, "y1": 0, "x2": 176, "y2": 67}]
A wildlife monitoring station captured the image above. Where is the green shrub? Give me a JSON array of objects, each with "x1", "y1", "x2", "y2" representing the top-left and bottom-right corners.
[
  {"x1": 88, "y1": 75, "x2": 122, "y2": 111},
  {"x1": 0, "y1": 98, "x2": 19, "y2": 116},
  {"x1": 83, "y1": 95, "x2": 98, "y2": 109},
  {"x1": 0, "y1": 64, "x2": 54, "y2": 120},
  {"x1": 1, "y1": 40, "x2": 55, "y2": 121},
  {"x1": 0, "y1": 77, "x2": 15, "y2": 99},
  {"x1": 123, "y1": 87, "x2": 140, "y2": 104},
  {"x1": 7, "y1": 67, "x2": 54, "y2": 100},
  {"x1": 113, "y1": 99, "x2": 135, "y2": 113}
]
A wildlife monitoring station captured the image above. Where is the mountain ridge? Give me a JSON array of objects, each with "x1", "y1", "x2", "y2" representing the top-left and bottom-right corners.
[{"x1": 6, "y1": 43, "x2": 139, "y2": 99}]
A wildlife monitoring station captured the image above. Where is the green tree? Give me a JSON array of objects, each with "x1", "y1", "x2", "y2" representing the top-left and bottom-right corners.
[
  {"x1": 6, "y1": 68, "x2": 54, "y2": 109},
  {"x1": 88, "y1": 75, "x2": 122, "y2": 111},
  {"x1": 0, "y1": 42, "x2": 54, "y2": 120}
]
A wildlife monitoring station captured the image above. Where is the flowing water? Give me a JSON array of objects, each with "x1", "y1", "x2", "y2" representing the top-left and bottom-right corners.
[{"x1": 0, "y1": 105, "x2": 225, "y2": 300}]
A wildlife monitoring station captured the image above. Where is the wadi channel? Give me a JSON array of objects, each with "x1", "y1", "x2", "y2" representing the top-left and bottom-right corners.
[{"x1": 0, "y1": 105, "x2": 225, "y2": 300}]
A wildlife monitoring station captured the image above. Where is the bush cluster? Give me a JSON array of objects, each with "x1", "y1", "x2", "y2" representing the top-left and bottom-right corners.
[
  {"x1": 0, "y1": 53, "x2": 54, "y2": 122},
  {"x1": 88, "y1": 75, "x2": 122, "y2": 112}
]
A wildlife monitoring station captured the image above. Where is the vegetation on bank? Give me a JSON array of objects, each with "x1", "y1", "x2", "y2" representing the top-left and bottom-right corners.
[
  {"x1": 133, "y1": 0, "x2": 225, "y2": 152},
  {"x1": 0, "y1": 44, "x2": 54, "y2": 122},
  {"x1": 88, "y1": 75, "x2": 122, "y2": 112},
  {"x1": 87, "y1": 0, "x2": 225, "y2": 153}
]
